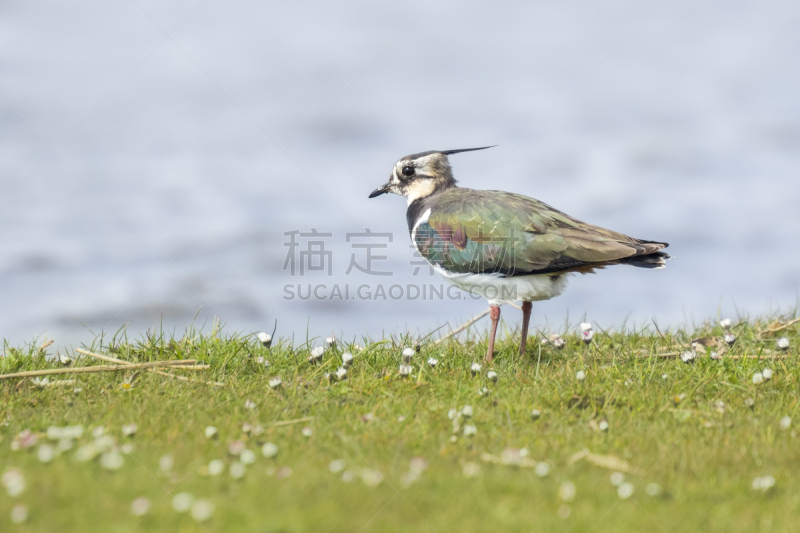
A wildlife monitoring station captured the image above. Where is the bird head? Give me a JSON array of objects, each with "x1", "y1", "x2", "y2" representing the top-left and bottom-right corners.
[{"x1": 369, "y1": 146, "x2": 495, "y2": 204}]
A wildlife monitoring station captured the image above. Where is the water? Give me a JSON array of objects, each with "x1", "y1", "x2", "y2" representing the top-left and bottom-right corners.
[{"x1": 1, "y1": 0, "x2": 799, "y2": 351}]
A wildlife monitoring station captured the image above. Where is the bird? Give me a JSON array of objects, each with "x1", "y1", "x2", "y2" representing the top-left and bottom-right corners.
[{"x1": 368, "y1": 146, "x2": 670, "y2": 363}]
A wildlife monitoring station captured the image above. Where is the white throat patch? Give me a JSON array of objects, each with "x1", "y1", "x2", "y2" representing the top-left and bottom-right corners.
[{"x1": 405, "y1": 180, "x2": 437, "y2": 205}]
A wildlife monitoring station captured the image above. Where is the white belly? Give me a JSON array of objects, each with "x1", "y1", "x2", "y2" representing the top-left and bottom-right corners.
[{"x1": 433, "y1": 266, "x2": 571, "y2": 305}]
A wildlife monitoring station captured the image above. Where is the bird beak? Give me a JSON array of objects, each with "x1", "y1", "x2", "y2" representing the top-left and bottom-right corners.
[{"x1": 368, "y1": 182, "x2": 390, "y2": 198}]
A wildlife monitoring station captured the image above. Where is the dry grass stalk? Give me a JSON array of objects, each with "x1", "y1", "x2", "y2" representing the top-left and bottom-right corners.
[
  {"x1": 0, "y1": 361, "x2": 208, "y2": 381},
  {"x1": 76, "y1": 349, "x2": 223, "y2": 387},
  {"x1": 433, "y1": 308, "x2": 491, "y2": 345}
]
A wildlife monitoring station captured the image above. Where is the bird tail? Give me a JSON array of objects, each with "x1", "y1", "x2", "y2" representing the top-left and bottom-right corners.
[
  {"x1": 622, "y1": 251, "x2": 670, "y2": 269},
  {"x1": 621, "y1": 240, "x2": 670, "y2": 269}
]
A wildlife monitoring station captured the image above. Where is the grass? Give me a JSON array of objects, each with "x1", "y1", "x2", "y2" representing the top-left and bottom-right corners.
[{"x1": 1, "y1": 315, "x2": 799, "y2": 532}]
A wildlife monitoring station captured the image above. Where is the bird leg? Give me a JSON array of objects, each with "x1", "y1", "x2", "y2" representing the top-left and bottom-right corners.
[
  {"x1": 485, "y1": 305, "x2": 501, "y2": 363},
  {"x1": 520, "y1": 301, "x2": 532, "y2": 357}
]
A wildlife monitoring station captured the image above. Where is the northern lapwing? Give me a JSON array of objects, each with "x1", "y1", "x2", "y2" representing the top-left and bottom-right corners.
[{"x1": 369, "y1": 147, "x2": 670, "y2": 363}]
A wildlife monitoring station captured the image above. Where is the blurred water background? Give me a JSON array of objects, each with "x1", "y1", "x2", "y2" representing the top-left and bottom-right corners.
[{"x1": 1, "y1": 0, "x2": 799, "y2": 350}]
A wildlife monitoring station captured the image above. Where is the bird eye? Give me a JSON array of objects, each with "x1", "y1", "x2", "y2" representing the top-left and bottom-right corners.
[{"x1": 402, "y1": 166, "x2": 415, "y2": 177}]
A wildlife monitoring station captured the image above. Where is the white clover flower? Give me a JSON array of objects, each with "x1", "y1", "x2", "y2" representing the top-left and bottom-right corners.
[
  {"x1": 463, "y1": 424, "x2": 477, "y2": 436},
  {"x1": 100, "y1": 451, "x2": 124, "y2": 470},
  {"x1": 269, "y1": 377, "x2": 283, "y2": 389},
  {"x1": 580, "y1": 322, "x2": 594, "y2": 343},
  {"x1": 753, "y1": 372, "x2": 764, "y2": 385},
  {"x1": 329, "y1": 459, "x2": 346, "y2": 473},
  {"x1": 724, "y1": 333, "x2": 736, "y2": 346},
  {"x1": 777, "y1": 337, "x2": 790, "y2": 351},
  {"x1": 720, "y1": 318, "x2": 732, "y2": 329},
  {"x1": 487, "y1": 370, "x2": 498, "y2": 383},
  {"x1": 399, "y1": 364, "x2": 413, "y2": 377},
  {"x1": 208, "y1": 459, "x2": 225, "y2": 476},
  {"x1": 780, "y1": 416, "x2": 791, "y2": 430},
  {"x1": 59, "y1": 353, "x2": 72, "y2": 365},
  {"x1": 427, "y1": 357, "x2": 438, "y2": 368},
  {"x1": 37, "y1": 444, "x2": 55, "y2": 463},
  {"x1": 159, "y1": 454, "x2": 174, "y2": 472},
  {"x1": 354, "y1": 344, "x2": 364, "y2": 351},
  {"x1": 229, "y1": 462, "x2": 246, "y2": 479},
  {"x1": 662, "y1": 374, "x2": 668, "y2": 380},
  {"x1": 680, "y1": 351, "x2": 696, "y2": 364},
  {"x1": 448, "y1": 409, "x2": 458, "y2": 420},
  {"x1": 715, "y1": 400, "x2": 726, "y2": 414},
  {"x1": 477, "y1": 386, "x2": 489, "y2": 396},
  {"x1": 302, "y1": 427, "x2": 313, "y2": 437},
  {"x1": 257, "y1": 331, "x2": 272, "y2": 347},
  {"x1": 240, "y1": 449, "x2": 256, "y2": 465},
  {"x1": 172, "y1": 492, "x2": 194, "y2": 512},
  {"x1": 325, "y1": 337, "x2": 336, "y2": 348},
  {"x1": 191, "y1": 499, "x2": 214, "y2": 522},
  {"x1": 745, "y1": 397, "x2": 755, "y2": 408},
  {"x1": 244, "y1": 399, "x2": 256, "y2": 410},
  {"x1": 598, "y1": 420, "x2": 609, "y2": 432},
  {"x1": 576, "y1": 370, "x2": 586, "y2": 381},
  {"x1": 32, "y1": 377, "x2": 50, "y2": 388},
  {"x1": 402, "y1": 348, "x2": 414, "y2": 363},
  {"x1": 204, "y1": 426, "x2": 218, "y2": 439},
  {"x1": 131, "y1": 497, "x2": 151, "y2": 516},
  {"x1": 74, "y1": 444, "x2": 98, "y2": 463},
  {"x1": 94, "y1": 435, "x2": 115, "y2": 453},
  {"x1": 534, "y1": 462, "x2": 550, "y2": 477},
  {"x1": 121, "y1": 443, "x2": 135, "y2": 455},
  {"x1": 2, "y1": 469, "x2": 25, "y2": 497},
  {"x1": 546, "y1": 334, "x2": 566, "y2": 349},
  {"x1": 342, "y1": 352, "x2": 354, "y2": 366},
  {"x1": 610, "y1": 472, "x2": 625, "y2": 486},
  {"x1": 462, "y1": 462, "x2": 480, "y2": 478},
  {"x1": 10, "y1": 504, "x2": 27, "y2": 524},
  {"x1": 558, "y1": 481, "x2": 576, "y2": 502},
  {"x1": 762, "y1": 368, "x2": 773, "y2": 381},
  {"x1": 360, "y1": 468, "x2": 383, "y2": 487},
  {"x1": 335, "y1": 367, "x2": 347, "y2": 381},
  {"x1": 531, "y1": 409, "x2": 542, "y2": 420},
  {"x1": 470, "y1": 362, "x2": 482, "y2": 375},
  {"x1": 449, "y1": 435, "x2": 458, "y2": 443},
  {"x1": 645, "y1": 483, "x2": 662, "y2": 497},
  {"x1": 397, "y1": 415, "x2": 406, "y2": 422},
  {"x1": 710, "y1": 351, "x2": 720, "y2": 360},
  {"x1": 242, "y1": 423, "x2": 254, "y2": 435},
  {"x1": 752, "y1": 475, "x2": 775, "y2": 492},
  {"x1": 251, "y1": 425, "x2": 264, "y2": 436},
  {"x1": 341, "y1": 470, "x2": 355, "y2": 482},
  {"x1": 617, "y1": 482, "x2": 634, "y2": 499},
  {"x1": 122, "y1": 424, "x2": 137, "y2": 437},
  {"x1": 401, "y1": 462, "x2": 426, "y2": 487},
  {"x1": 309, "y1": 346, "x2": 324, "y2": 364},
  {"x1": 228, "y1": 441, "x2": 245, "y2": 456},
  {"x1": 461, "y1": 405, "x2": 473, "y2": 418},
  {"x1": 405, "y1": 457, "x2": 427, "y2": 473},
  {"x1": 47, "y1": 425, "x2": 84, "y2": 441}
]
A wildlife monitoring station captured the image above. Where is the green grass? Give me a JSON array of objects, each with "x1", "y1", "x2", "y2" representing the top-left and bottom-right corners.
[{"x1": 1, "y1": 315, "x2": 799, "y2": 532}]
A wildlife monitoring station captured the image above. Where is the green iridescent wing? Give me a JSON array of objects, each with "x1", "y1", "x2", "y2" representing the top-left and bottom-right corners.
[{"x1": 413, "y1": 189, "x2": 665, "y2": 275}]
